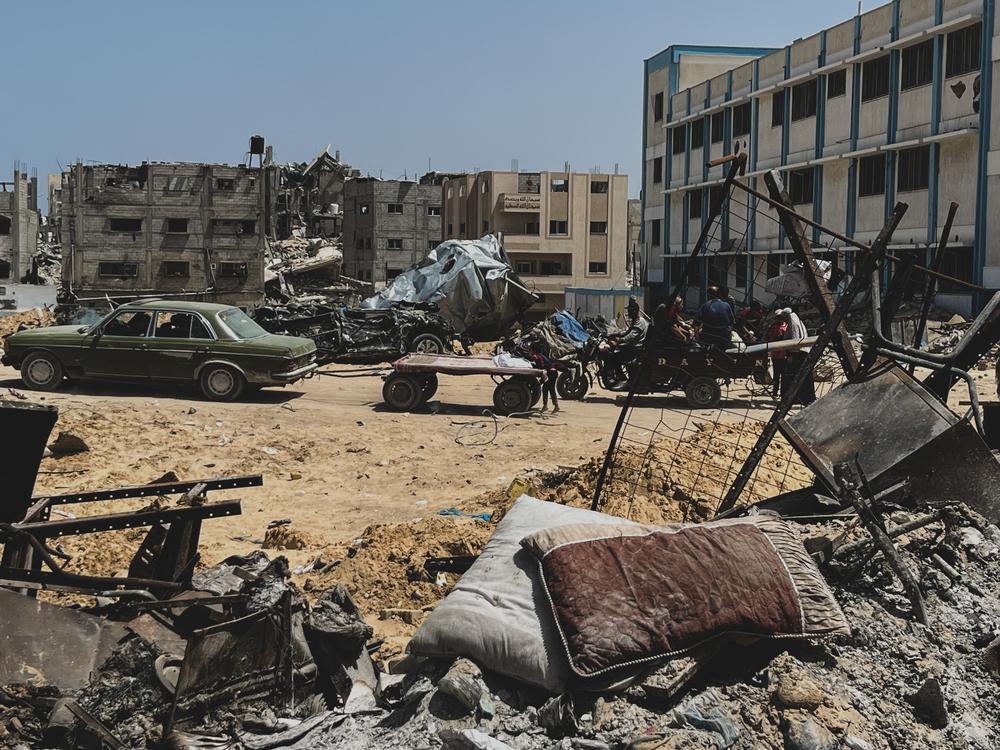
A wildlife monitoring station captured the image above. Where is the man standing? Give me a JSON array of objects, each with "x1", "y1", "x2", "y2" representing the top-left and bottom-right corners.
[
  {"x1": 697, "y1": 287, "x2": 736, "y2": 349},
  {"x1": 778, "y1": 308, "x2": 815, "y2": 405}
]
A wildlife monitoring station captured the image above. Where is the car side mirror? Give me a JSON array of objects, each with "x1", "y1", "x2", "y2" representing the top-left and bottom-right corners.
[{"x1": 77, "y1": 326, "x2": 89, "y2": 334}]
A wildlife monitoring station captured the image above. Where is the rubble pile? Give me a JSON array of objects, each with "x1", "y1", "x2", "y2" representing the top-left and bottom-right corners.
[
  {"x1": 0, "y1": 307, "x2": 55, "y2": 337},
  {"x1": 30, "y1": 237, "x2": 62, "y2": 286}
]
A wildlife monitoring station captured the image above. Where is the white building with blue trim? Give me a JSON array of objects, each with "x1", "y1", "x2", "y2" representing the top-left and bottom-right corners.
[{"x1": 641, "y1": 0, "x2": 993, "y2": 316}]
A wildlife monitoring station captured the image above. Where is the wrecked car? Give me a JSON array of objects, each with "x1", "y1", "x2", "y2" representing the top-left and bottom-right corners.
[{"x1": 1, "y1": 299, "x2": 318, "y2": 401}]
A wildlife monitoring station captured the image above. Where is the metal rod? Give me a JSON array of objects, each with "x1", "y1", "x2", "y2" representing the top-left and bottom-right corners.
[{"x1": 912, "y1": 202, "x2": 959, "y2": 352}]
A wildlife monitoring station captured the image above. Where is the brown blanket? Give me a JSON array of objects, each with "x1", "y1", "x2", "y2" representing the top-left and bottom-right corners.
[{"x1": 521, "y1": 516, "x2": 849, "y2": 678}]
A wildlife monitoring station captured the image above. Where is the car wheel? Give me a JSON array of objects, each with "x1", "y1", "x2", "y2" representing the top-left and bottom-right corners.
[
  {"x1": 493, "y1": 379, "x2": 532, "y2": 416},
  {"x1": 382, "y1": 373, "x2": 422, "y2": 411},
  {"x1": 200, "y1": 364, "x2": 246, "y2": 402},
  {"x1": 21, "y1": 352, "x2": 64, "y2": 392},
  {"x1": 684, "y1": 376, "x2": 722, "y2": 409},
  {"x1": 409, "y1": 332, "x2": 446, "y2": 355},
  {"x1": 557, "y1": 370, "x2": 589, "y2": 400}
]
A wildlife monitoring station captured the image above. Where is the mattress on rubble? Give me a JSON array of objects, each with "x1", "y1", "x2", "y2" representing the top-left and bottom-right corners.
[{"x1": 409, "y1": 495, "x2": 639, "y2": 693}]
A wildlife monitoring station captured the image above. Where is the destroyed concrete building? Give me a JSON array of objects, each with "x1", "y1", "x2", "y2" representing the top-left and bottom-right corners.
[
  {"x1": 274, "y1": 148, "x2": 360, "y2": 240},
  {"x1": 58, "y1": 158, "x2": 269, "y2": 307},
  {"x1": 341, "y1": 177, "x2": 443, "y2": 285},
  {"x1": 643, "y1": 1, "x2": 992, "y2": 315},
  {"x1": 439, "y1": 169, "x2": 634, "y2": 318},
  {"x1": 0, "y1": 167, "x2": 39, "y2": 286}
]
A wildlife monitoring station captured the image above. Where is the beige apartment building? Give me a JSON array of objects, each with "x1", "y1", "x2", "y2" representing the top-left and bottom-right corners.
[{"x1": 440, "y1": 171, "x2": 630, "y2": 316}]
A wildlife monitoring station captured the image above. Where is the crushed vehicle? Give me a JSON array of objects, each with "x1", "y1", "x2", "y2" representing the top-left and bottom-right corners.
[
  {"x1": 251, "y1": 235, "x2": 538, "y2": 364},
  {"x1": 1, "y1": 299, "x2": 318, "y2": 401}
]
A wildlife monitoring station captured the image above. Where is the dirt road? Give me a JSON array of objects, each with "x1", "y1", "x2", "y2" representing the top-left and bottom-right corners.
[{"x1": 2, "y1": 362, "x2": 674, "y2": 566}]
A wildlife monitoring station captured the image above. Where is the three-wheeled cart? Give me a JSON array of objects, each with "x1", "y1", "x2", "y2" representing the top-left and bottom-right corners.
[{"x1": 381, "y1": 354, "x2": 545, "y2": 414}]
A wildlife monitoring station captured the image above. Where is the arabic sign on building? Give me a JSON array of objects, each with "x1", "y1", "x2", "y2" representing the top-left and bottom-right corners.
[{"x1": 502, "y1": 194, "x2": 542, "y2": 212}]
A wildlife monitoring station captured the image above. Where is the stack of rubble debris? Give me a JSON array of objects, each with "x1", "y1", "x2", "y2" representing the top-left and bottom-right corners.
[
  {"x1": 28, "y1": 236, "x2": 62, "y2": 287},
  {"x1": 0, "y1": 307, "x2": 55, "y2": 338},
  {"x1": 264, "y1": 236, "x2": 370, "y2": 307}
]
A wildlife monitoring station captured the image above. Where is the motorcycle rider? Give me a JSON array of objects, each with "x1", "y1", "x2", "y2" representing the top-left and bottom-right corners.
[{"x1": 601, "y1": 297, "x2": 649, "y2": 388}]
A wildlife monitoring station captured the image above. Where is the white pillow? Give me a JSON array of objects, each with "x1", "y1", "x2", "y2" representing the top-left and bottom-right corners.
[{"x1": 409, "y1": 495, "x2": 637, "y2": 693}]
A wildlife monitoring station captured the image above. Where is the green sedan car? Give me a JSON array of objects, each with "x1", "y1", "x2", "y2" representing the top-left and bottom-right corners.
[{"x1": 1, "y1": 299, "x2": 318, "y2": 401}]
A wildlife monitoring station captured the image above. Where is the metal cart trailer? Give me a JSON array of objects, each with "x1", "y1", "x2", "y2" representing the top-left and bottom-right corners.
[{"x1": 381, "y1": 354, "x2": 545, "y2": 414}]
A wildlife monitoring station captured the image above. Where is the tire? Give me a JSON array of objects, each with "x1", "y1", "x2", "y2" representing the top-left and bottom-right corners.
[
  {"x1": 529, "y1": 379, "x2": 542, "y2": 407},
  {"x1": 199, "y1": 364, "x2": 246, "y2": 402},
  {"x1": 418, "y1": 373, "x2": 439, "y2": 402},
  {"x1": 493, "y1": 378, "x2": 532, "y2": 415},
  {"x1": 685, "y1": 376, "x2": 722, "y2": 409},
  {"x1": 382, "y1": 373, "x2": 422, "y2": 411},
  {"x1": 557, "y1": 370, "x2": 589, "y2": 400},
  {"x1": 20, "y1": 351, "x2": 64, "y2": 392},
  {"x1": 408, "y1": 332, "x2": 446, "y2": 355}
]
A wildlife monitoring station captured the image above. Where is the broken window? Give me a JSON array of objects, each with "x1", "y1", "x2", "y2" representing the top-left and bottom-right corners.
[
  {"x1": 791, "y1": 80, "x2": 817, "y2": 121},
  {"x1": 102, "y1": 310, "x2": 151, "y2": 336},
  {"x1": 550, "y1": 179, "x2": 568, "y2": 193},
  {"x1": 689, "y1": 192, "x2": 702, "y2": 220},
  {"x1": 653, "y1": 157, "x2": 663, "y2": 185},
  {"x1": 711, "y1": 111, "x2": 724, "y2": 143},
  {"x1": 459, "y1": 222, "x2": 466, "y2": 234},
  {"x1": 217, "y1": 262, "x2": 248, "y2": 278},
  {"x1": 387, "y1": 268, "x2": 403, "y2": 280},
  {"x1": 591, "y1": 181, "x2": 609, "y2": 194},
  {"x1": 589, "y1": 221, "x2": 607, "y2": 234},
  {"x1": 214, "y1": 178, "x2": 236, "y2": 191},
  {"x1": 0, "y1": 216, "x2": 10, "y2": 235},
  {"x1": 901, "y1": 39, "x2": 934, "y2": 90},
  {"x1": 858, "y1": 153, "x2": 886, "y2": 197},
  {"x1": 0, "y1": 260, "x2": 10, "y2": 279},
  {"x1": 936, "y1": 246, "x2": 973, "y2": 291},
  {"x1": 360, "y1": 203, "x2": 370, "y2": 215},
  {"x1": 650, "y1": 219, "x2": 661, "y2": 247},
  {"x1": 732, "y1": 102, "x2": 752, "y2": 137},
  {"x1": 516, "y1": 261, "x2": 533, "y2": 274},
  {"x1": 213, "y1": 219, "x2": 256, "y2": 235},
  {"x1": 946, "y1": 22, "x2": 982, "y2": 78},
  {"x1": 862, "y1": 55, "x2": 890, "y2": 101},
  {"x1": 387, "y1": 203, "x2": 404, "y2": 214},
  {"x1": 827, "y1": 69, "x2": 847, "y2": 99},
  {"x1": 772, "y1": 90, "x2": 785, "y2": 127},
  {"x1": 788, "y1": 168, "x2": 814, "y2": 205},
  {"x1": 428, "y1": 240, "x2": 439, "y2": 250},
  {"x1": 897, "y1": 145, "x2": 930, "y2": 193},
  {"x1": 98, "y1": 261, "x2": 139, "y2": 277},
  {"x1": 387, "y1": 238, "x2": 403, "y2": 250},
  {"x1": 652, "y1": 91, "x2": 664, "y2": 122},
  {"x1": 165, "y1": 218, "x2": 189, "y2": 234},
  {"x1": 589, "y1": 262, "x2": 608, "y2": 274},
  {"x1": 165, "y1": 176, "x2": 192, "y2": 192},
  {"x1": 109, "y1": 218, "x2": 143, "y2": 233},
  {"x1": 427, "y1": 205, "x2": 441, "y2": 216},
  {"x1": 549, "y1": 220, "x2": 568, "y2": 235},
  {"x1": 518, "y1": 173, "x2": 541, "y2": 193},
  {"x1": 154, "y1": 311, "x2": 211, "y2": 339},
  {"x1": 690, "y1": 120, "x2": 704, "y2": 150},
  {"x1": 160, "y1": 260, "x2": 190, "y2": 277},
  {"x1": 524, "y1": 221, "x2": 540, "y2": 235},
  {"x1": 671, "y1": 126, "x2": 686, "y2": 155}
]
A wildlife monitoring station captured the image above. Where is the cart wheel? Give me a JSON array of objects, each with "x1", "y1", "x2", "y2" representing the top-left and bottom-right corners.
[
  {"x1": 383, "y1": 373, "x2": 422, "y2": 411},
  {"x1": 557, "y1": 370, "x2": 589, "y2": 400},
  {"x1": 493, "y1": 379, "x2": 533, "y2": 415},
  {"x1": 418, "y1": 373, "x2": 439, "y2": 402},
  {"x1": 529, "y1": 379, "x2": 542, "y2": 407},
  {"x1": 685, "y1": 377, "x2": 722, "y2": 409}
]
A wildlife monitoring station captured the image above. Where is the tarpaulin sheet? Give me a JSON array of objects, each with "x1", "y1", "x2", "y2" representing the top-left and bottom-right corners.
[
  {"x1": 552, "y1": 311, "x2": 590, "y2": 345},
  {"x1": 360, "y1": 235, "x2": 537, "y2": 339}
]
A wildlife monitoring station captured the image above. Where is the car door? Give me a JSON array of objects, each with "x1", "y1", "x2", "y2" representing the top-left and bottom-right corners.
[
  {"x1": 144, "y1": 311, "x2": 215, "y2": 381},
  {"x1": 82, "y1": 309, "x2": 154, "y2": 379}
]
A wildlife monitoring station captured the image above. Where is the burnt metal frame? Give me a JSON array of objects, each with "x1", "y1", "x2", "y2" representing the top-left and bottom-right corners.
[
  {"x1": 592, "y1": 153, "x2": 747, "y2": 510},
  {"x1": 715, "y1": 200, "x2": 909, "y2": 515}
]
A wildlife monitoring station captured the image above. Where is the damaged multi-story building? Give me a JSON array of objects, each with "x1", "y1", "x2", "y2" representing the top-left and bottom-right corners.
[
  {"x1": 341, "y1": 177, "x2": 443, "y2": 285},
  {"x1": 59, "y1": 158, "x2": 269, "y2": 308},
  {"x1": 0, "y1": 168, "x2": 39, "y2": 285},
  {"x1": 274, "y1": 148, "x2": 359, "y2": 239}
]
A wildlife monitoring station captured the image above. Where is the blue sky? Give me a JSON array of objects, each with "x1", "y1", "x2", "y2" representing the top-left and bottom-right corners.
[{"x1": 2, "y1": 1, "x2": 870, "y2": 204}]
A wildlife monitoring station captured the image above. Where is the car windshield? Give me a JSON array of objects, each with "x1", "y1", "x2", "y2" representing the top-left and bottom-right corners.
[{"x1": 219, "y1": 308, "x2": 268, "y2": 340}]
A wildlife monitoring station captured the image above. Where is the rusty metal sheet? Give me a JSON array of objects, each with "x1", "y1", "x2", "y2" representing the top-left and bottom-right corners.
[
  {"x1": 0, "y1": 401, "x2": 57, "y2": 523},
  {"x1": 0, "y1": 588, "x2": 126, "y2": 689}
]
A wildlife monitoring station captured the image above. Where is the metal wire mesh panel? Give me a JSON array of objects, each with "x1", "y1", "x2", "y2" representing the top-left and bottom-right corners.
[{"x1": 595, "y1": 163, "x2": 857, "y2": 521}]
